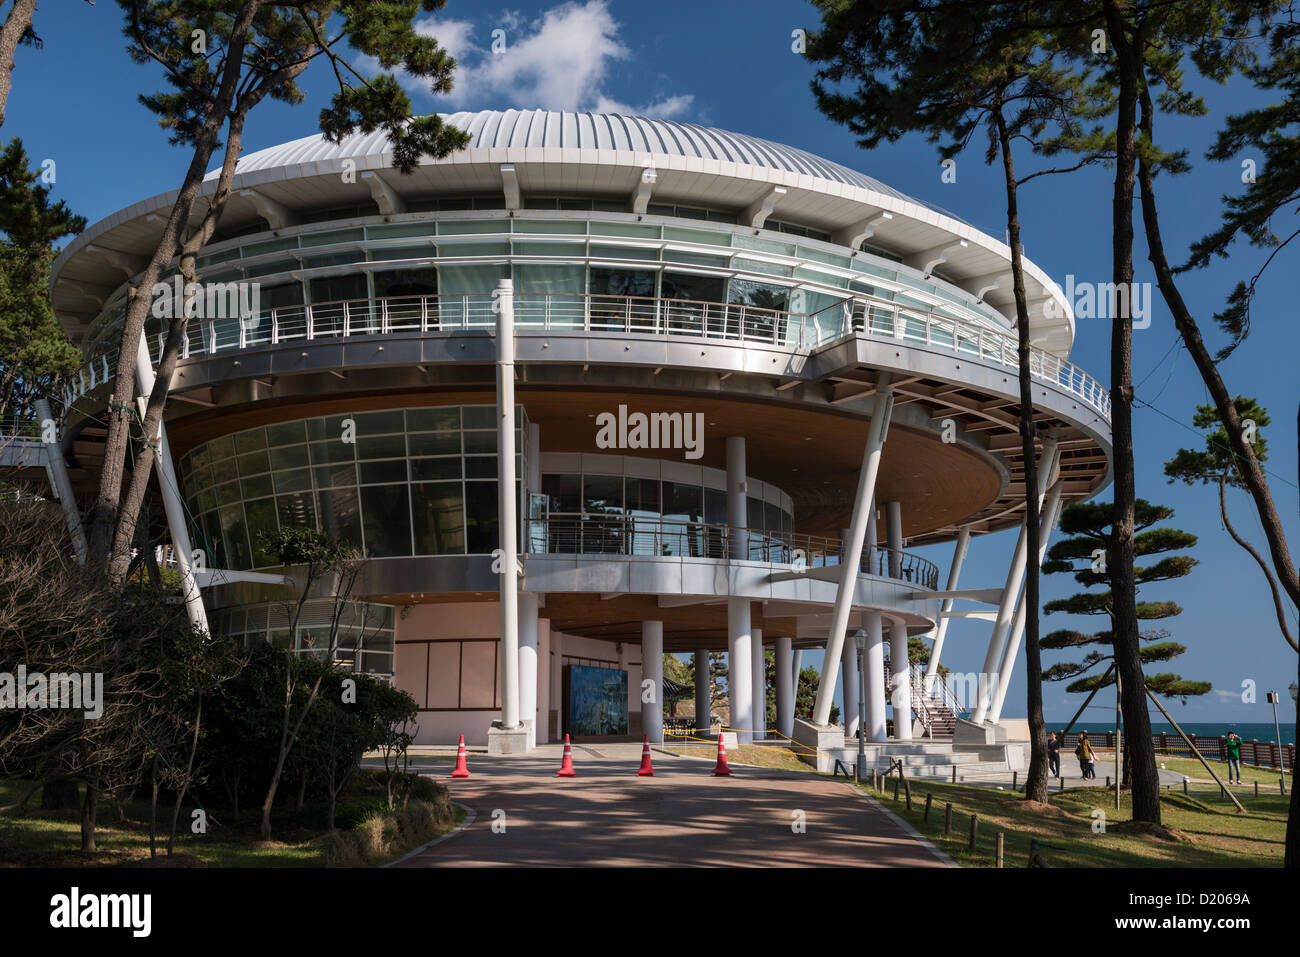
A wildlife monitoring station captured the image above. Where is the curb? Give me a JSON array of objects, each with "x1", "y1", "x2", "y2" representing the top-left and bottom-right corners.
[
  {"x1": 382, "y1": 802, "x2": 476, "y2": 867},
  {"x1": 842, "y1": 782, "x2": 958, "y2": 868}
]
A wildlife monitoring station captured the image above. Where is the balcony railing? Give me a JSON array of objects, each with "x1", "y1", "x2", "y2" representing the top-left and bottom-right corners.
[
  {"x1": 62, "y1": 291, "x2": 1111, "y2": 424},
  {"x1": 526, "y1": 514, "x2": 940, "y2": 591}
]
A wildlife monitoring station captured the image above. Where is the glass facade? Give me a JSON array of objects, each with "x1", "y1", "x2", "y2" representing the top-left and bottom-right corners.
[
  {"x1": 86, "y1": 212, "x2": 1012, "y2": 365},
  {"x1": 179, "y1": 405, "x2": 527, "y2": 570},
  {"x1": 212, "y1": 600, "x2": 396, "y2": 675}
]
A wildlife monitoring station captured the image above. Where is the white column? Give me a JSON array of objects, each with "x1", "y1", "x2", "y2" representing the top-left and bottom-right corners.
[
  {"x1": 990, "y1": 479, "x2": 1066, "y2": 722},
  {"x1": 776, "y1": 635, "x2": 794, "y2": 739},
  {"x1": 133, "y1": 337, "x2": 207, "y2": 635},
  {"x1": 726, "y1": 436, "x2": 752, "y2": 743},
  {"x1": 842, "y1": 628, "x2": 860, "y2": 738},
  {"x1": 495, "y1": 277, "x2": 520, "y2": 729},
  {"x1": 551, "y1": 629, "x2": 564, "y2": 735},
  {"x1": 813, "y1": 374, "x2": 894, "y2": 726},
  {"x1": 925, "y1": 526, "x2": 972, "y2": 693},
  {"x1": 642, "y1": 621, "x2": 664, "y2": 743},
  {"x1": 971, "y1": 436, "x2": 1059, "y2": 723},
  {"x1": 862, "y1": 611, "x2": 887, "y2": 742},
  {"x1": 885, "y1": 500, "x2": 903, "y2": 579},
  {"x1": 694, "y1": 648, "x2": 711, "y2": 733},
  {"x1": 791, "y1": 648, "x2": 803, "y2": 692},
  {"x1": 865, "y1": 503, "x2": 878, "y2": 573},
  {"x1": 889, "y1": 620, "x2": 912, "y2": 740},
  {"x1": 751, "y1": 628, "x2": 766, "y2": 739},
  {"x1": 34, "y1": 398, "x2": 88, "y2": 563},
  {"x1": 728, "y1": 597, "x2": 753, "y2": 745},
  {"x1": 518, "y1": 591, "x2": 539, "y2": 746},
  {"x1": 537, "y1": 618, "x2": 551, "y2": 743}
]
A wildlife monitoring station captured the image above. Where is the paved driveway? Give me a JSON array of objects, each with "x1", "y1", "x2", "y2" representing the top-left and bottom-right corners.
[{"x1": 393, "y1": 744, "x2": 949, "y2": 867}]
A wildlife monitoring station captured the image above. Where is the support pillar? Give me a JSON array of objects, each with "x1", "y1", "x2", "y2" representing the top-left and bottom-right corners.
[
  {"x1": 889, "y1": 620, "x2": 912, "y2": 740},
  {"x1": 971, "y1": 436, "x2": 1059, "y2": 724},
  {"x1": 726, "y1": 436, "x2": 752, "y2": 743},
  {"x1": 728, "y1": 597, "x2": 753, "y2": 745},
  {"x1": 791, "y1": 648, "x2": 803, "y2": 693},
  {"x1": 492, "y1": 277, "x2": 523, "y2": 749},
  {"x1": 924, "y1": 526, "x2": 972, "y2": 693},
  {"x1": 776, "y1": 635, "x2": 794, "y2": 739},
  {"x1": 841, "y1": 629, "x2": 860, "y2": 739},
  {"x1": 34, "y1": 397, "x2": 87, "y2": 564},
  {"x1": 813, "y1": 373, "x2": 893, "y2": 726},
  {"x1": 551, "y1": 630, "x2": 564, "y2": 739},
  {"x1": 885, "y1": 500, "x2": 903, "y2": 579},
  {"x1": 519, "y1": 592, "x2": 539, "y2": 748},
  {"x1": 751, "y1": 627, "x2": 766, "y2": 739},
  {"x1": 990, "y1": 478, "x2": 1066, "y2": 723},
  {"x1": 642, "y1": 621, "x2": 664, "y2": 743},
  {"x1": 694, "y1": 648, "x2": 711, "y2": 733},
  {"x1": 133, "y1": 337, "x2": 207, "y2": 635},
  {"x1": 862, "y1": 611, "x2": 887, "y2": 742}
]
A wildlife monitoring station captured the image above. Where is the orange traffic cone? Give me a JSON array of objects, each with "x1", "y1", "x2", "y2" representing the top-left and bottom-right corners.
[
  {"x1": 451, "y1": 734, "x2": 471, "y2": 778},
  {"x1": 712, "y1": 734, "x2": 732, "y2": 776},
  {"x1": 557, "y1": 734, "x2": 577, "y2": 777},
  {"x1": 637, "y1": 734, "x2": 655, "y2": 776}
]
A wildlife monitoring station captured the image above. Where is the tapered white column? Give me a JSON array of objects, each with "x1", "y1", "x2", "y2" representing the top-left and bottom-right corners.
[
  {"x1": 813, "y1": 374, "x2": 893, "y2": 726},
  {"x1": 34, "y1": 397, "x2": 87, "y2": 564},
  {"x1": 841, "y1": 629, "x2": 860, "y2": 738},
  {"x1": 971, "y1": 436, "x2": 1059, "y2": 723},
  {"x1": 990, "y1": 478, "x2": 1066, "y2": 722},
  {"x1": 751, "y1": 628, "x2": 766, "y2": 739},
  {"x1": 865, "y1": 503, "x2": 878, "y2": 572},
  {"x1": 728, "y1": 597, "x2": 752, "y2": 744},
  {"x1": 694, "y1": 648, "x2": 711, "y2": 733},
  {"x1": 726, "y1": 436, "x2": 752, "y2": 743},
  {"x1": 495, "y1": 278, "x2": 520, "y2": 729},
  {"x1": 889, "y1": 620, "x2": 912, "y2": 740},
  {"x1": 133, "y1": 337, "x2": 207, "y2": 635},
  {"x1": 642, "y1": 621, "x2": 664, "y2": 743},
  {"x1": 519, "y1": 591, "x2": 539, "y2": 746},
  {"x1": 791, "y1": 648, "x2": 803, "y2": 691},
  {"x1": 924, "y1": 526, "x2": 972, "y2": 693},
  {"x1": 776, "y1": 635, "x2": 794, "y2": 738},
  {"x1": 862, "y1": 612, "x2": 887, "y2": 741},
  {"x1": 885, "y1": 501, "x2": 903, "y2": 579},
  {"x1": 538, "y1": 619, "x2": 550, "y2": 743},
  {"x1": 551, "y1": 629, "x2": 564, "y2": 734}
]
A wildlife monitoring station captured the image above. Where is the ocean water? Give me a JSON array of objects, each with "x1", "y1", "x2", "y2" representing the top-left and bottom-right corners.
[{"x1": 1049, "y1": 721, "x2": 1295, "y2": 746}]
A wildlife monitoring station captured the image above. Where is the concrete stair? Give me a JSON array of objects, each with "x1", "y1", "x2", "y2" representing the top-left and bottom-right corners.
[{"x1": 821, "y1": 739, "x2": 1023, "y2": 779}]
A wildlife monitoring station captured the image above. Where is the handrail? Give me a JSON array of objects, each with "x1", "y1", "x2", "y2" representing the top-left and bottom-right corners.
[
  {"x1": 57, "y1": 291, "x2": 1111, "y2": 422},
  {"x1": 525, "y1": 513, "x2": 940, "y2": 590}
]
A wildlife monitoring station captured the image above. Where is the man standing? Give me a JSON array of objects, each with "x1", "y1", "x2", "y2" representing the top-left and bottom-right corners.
[
  {"x1": 1048, "y1": 731, "x2": 1061, "y2": 778},
  {"x1": 1226, "y1": 730, "x2": 1244, "y2": 785}
]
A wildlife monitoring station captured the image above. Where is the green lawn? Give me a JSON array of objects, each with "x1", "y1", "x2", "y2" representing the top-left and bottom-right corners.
[
  {"x1": 665, "y1": 743, "x2": 815, "y2": 772},
  {"x1": 0, "y1": 775, "x2": 461, "y2": 868},
  {"x1": 860, "y1": 777, "x2": 1289, "y2": 867}
]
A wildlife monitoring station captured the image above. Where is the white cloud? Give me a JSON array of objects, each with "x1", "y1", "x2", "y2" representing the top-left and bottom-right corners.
[{"x1": 388, "y1": 1, "x2": 695, "y2": 118}]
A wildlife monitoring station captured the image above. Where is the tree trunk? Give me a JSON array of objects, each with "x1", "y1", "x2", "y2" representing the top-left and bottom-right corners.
[
  {"x1": 149, "y1": 756, "x2": 159, "y2": 859},
  {"x1": 79, "y1": 783, "x2": 97, "y2": 853},
  {"x1": 0, "y1": 0, "x2": 37, "y2": 132},
  {"x1": 1101, "y1": 3, "x2": 1162, "y2": 825},
  {"x1": 994, "y1": 108, "x2": 1049, "y2": 804}
]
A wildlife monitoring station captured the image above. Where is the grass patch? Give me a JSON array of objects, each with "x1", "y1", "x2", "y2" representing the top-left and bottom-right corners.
[
  {"x1": 0, "y1": 771, "x2": 461, "y2": 868},
  {"x1": 1154, "y1": 756, "x2": 1291, "y2": 789},
  {"x1": 858, "y1": 777, "x2": 1288, "y2": 867},
  {"x1": 666, "y1": 743, "x2": 814, "y2": 772}
]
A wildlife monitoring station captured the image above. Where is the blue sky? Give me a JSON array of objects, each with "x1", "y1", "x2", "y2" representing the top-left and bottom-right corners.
[{"x1": 8, "y1": 0, "x2": 1297, "y2": 724}]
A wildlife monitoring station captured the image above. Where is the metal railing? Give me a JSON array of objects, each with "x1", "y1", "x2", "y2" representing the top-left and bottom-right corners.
[
  {"x1": 60, "y1": 290, "x2": 1111, "y2": 422},
  {"x1": 525, "y1": 513, "x2": 940, "y2": 590}
]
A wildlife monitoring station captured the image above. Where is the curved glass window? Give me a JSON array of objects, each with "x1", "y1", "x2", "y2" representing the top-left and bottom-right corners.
[{"x1": 179, "y1": 405, "x2": 527, "y2": 570}]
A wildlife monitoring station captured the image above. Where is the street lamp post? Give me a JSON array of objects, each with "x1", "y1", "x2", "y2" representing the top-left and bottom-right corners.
[
  {"x1": 855, "y1": 628, "x2": 867, "y2": 784},
  {"x1": 1267, "y1": 691, "x2": 1288, "y2": 795}
]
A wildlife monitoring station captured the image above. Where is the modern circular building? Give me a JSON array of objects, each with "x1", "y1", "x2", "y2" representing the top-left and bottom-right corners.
[{"x1": 43, "y1": 109, "x2": 1112, "y2": 760}]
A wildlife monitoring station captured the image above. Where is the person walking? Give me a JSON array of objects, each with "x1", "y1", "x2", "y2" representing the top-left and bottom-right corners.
[
  {"x1": 1048, "y1": 731, "x2": 1061, "y2": 778},
  {"x1": 1075, "y1": 731, "x2": 1096, "y2": 779},
  {"x1": 1225, "y1": 730, "x2": 1244, "y2": 785}
]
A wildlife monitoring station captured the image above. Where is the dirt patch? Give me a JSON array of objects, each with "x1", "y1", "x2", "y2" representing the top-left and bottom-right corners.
[
  {"x1": 1005, "y1": 799, "x2": 1072, "y2": 820},
  {"x1": 1109, "y1": 820, "x2": 1196, "y2": 843}
]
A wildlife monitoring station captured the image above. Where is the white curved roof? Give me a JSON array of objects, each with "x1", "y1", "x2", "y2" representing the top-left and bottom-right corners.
[{"x1": 222, "y1": 109, "x2": 920, "y2": 203}]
